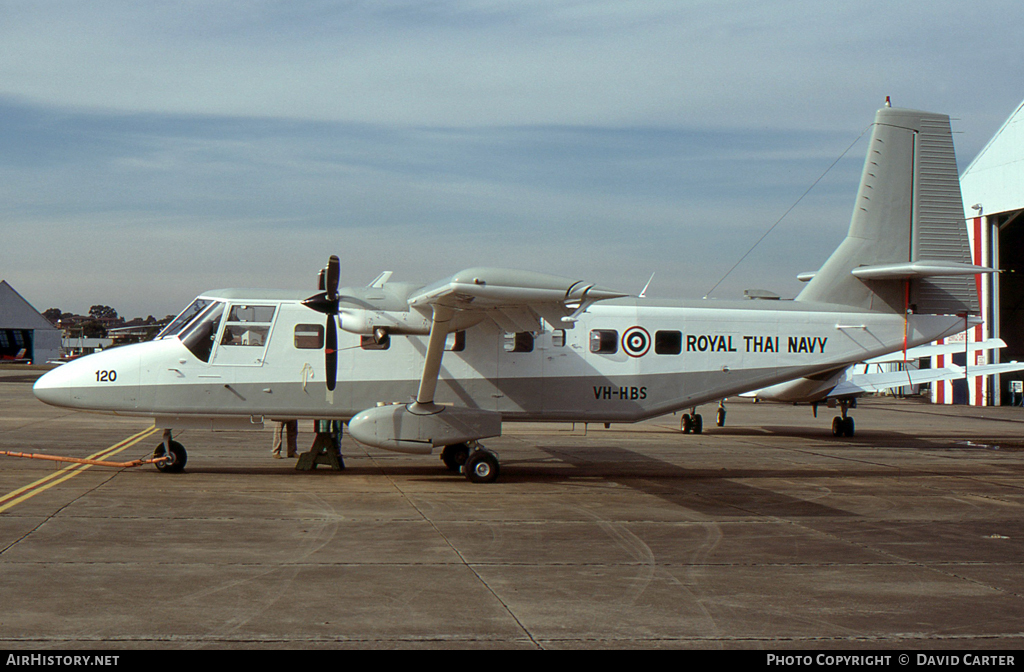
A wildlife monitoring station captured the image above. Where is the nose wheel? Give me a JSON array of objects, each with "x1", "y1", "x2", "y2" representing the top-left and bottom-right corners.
[{"x1": 154, "y1": 430, "x2": 187, "y2": 473}]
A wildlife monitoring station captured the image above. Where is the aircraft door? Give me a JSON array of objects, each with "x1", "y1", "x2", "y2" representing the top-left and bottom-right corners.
[
  {"x1": 211, "y1": 304, "x2": 278, "y2": 367},
  {"x1": 496, "y1": 328, "x2": 548, "y2": 415}
]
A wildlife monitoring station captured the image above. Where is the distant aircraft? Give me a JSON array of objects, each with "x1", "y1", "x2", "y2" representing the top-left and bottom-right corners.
[
  {"x1": 1, "y1": 348, "x2": 29, "y2": 363},
  {"x1": 32, "y1": 106, "x2": 992, "y2": 482},
  {"x1": 729, "y1": 339, "x2": 1024, "y2": 436}
]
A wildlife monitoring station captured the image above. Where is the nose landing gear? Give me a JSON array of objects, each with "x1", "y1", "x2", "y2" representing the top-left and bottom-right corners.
[{"x1": 154, "y1": 430, "x2": 187, "y2": 473}]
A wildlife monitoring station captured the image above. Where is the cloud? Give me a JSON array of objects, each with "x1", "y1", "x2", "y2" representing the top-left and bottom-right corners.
[
  {"x1": 1, "y1": 1, "x2": 1022, "y2": 318},
  {"x1": 0, "y1": 97, "x2": 868, "y2": 316},
  {"x1": 1, "y1": 1, "x2": 1018, "y2": 132}
]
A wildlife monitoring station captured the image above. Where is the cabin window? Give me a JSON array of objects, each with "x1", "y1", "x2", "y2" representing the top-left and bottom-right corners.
[
  {"x1": 590, "y1": 329, "x2": 618, "y2": 354},
  {"x1": 445, "y1": 331, "x2": 466, "y2": 352},
  {"x1": 221, "y1": 305, "x2": 275, "y2": 347},
  {"x1": 294, "y1": 324, "x2": 324, "y2": 349},
  {"x1": 222, "y1": 325, "x2": 270, "y2": 346},
  {"x1": 228, "y1": 305, "x2": 276, "y2": 323},
  {"x1": 655, "y1": 330, "x2": 682, "y2": 355},
  {"x1": 504, "y1": 332, "x2": 534, "y2": 353}
]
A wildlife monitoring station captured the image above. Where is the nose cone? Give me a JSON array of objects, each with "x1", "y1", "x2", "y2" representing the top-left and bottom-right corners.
[
  {"x1": 32, "y1": 347, "x2": 141, "y2": 412},
  {"x1": 33, "y1": 365, "x2": 73, "y2": 408}
]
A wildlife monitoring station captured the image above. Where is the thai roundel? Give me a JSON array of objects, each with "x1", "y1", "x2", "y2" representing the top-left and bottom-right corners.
[{"x1": 621, "y1": 326, "x2": 650, "y2": 357}]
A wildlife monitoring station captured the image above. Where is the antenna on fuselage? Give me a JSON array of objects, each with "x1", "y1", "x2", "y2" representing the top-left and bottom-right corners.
[{"x1": 639, "y1": 272, "x2": 655, "y2": 298}]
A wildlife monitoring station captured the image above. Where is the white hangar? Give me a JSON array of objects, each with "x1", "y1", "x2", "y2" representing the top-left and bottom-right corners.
[{"x1": 935, "y1": 99, "x2": 1024, "y2": 405}]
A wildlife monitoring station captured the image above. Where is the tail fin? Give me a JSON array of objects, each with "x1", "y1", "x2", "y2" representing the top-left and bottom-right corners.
[{"x1": 796, "y1": 106, "x2": 986, "y2": 314}]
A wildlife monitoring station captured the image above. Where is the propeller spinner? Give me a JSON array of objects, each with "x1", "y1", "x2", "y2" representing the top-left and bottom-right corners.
[{"x1": 302, "y1": 255, "x2": 341, "y2": 391}]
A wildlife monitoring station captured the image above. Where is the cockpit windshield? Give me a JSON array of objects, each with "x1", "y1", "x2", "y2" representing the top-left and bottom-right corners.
[{"x1": 157, "y1": 298, "x2": 215, "y2": 339}]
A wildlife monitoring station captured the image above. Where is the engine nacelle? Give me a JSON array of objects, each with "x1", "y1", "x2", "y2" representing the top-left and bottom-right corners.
[
  {"x1": 338, "y1": 308, "x2": 431, "y2": 336},
  {"x1": 348, "y1": 403, "x2": 502, "y2": 454}
]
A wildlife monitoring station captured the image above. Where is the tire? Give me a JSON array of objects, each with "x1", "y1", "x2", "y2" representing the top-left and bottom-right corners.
[
  {"x1": 154, "y1": 440, "x2": 187, "y2": 473},
  {"x1": 441, "y1": 443, "x2": 470, "y2": 472},
  {"x1": 693, "y1": 414, "x2": 703, "y2": 434},
  {"x1": 464, "y1": 450, "x2": 500, "y2": 484},
  {"x1": 681, "y1": 415, "x2": 692, "y2": 434},
  {"x1": 832, "y1": 417, "x2": 844, "y2": 437},
  {"x1": 716, "y1": 408, "x2": 726, "y2": 427},
  {"x1": 843, "y1": 416, "x2": 855, "y2": 437}
]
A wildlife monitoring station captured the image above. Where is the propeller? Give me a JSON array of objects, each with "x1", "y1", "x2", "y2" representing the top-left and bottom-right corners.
[{"x1": 302, "y1": 255, "x2": 341, "y2": 391}]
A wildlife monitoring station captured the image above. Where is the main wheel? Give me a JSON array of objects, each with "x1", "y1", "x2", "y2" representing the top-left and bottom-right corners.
[
  {"x1": 463, "y1": 450, "x2": 500, "y2": 484},
  {"x1": 842, "y1": 416, "x2": 855, "y2": 437},
  {"x1": 831, "y1": 417, "x2": 843, "y2": 437},
  {"x1": 154, "y1": 440, "x2": 187, "y2": 473},
  {"x1": 693, "y1": 414, "x2": 703, "y2": 434},
  {"x1": 441, "y1": 443, "x2": 470, "y2": 472},
  {"x1": 681, "y1": 414, "x2": 692, "y2": 434},
  {"x1": 716, "y1": 408, "x2": 726, "y2": 427}
]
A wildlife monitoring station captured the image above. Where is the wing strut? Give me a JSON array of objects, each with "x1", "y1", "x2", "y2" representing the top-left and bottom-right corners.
[{"x1": 414, "y1": 304, "x2": 454, "y2": 409}]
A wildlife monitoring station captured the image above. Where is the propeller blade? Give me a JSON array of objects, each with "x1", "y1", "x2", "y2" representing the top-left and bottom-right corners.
[
  {"x1": 325, "y1": 255, "x2": 340, "y2": 299},
  {"x1": 326, "y1": 314, "x2": 338, "y2": 392},
  {"x1": 305, "y1": 255, "x2": 342, "y2": 392}
]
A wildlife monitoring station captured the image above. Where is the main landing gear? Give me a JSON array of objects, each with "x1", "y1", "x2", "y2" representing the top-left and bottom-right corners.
[
  {"x1": 831, "y1": 401, "x2": 855, "y2": 437},
  {"x1": 153, "y1": 429, "x2": 187, "y2": 473},
  {"x1": 682, "y1": 400, "x2": 728, "y2": 434},
  {"x1": 441, "y1": 441, "x2": 500, "y2": 483},
  {"x1": 680, "y1": 410, "x2": 703, "y2": 434}
]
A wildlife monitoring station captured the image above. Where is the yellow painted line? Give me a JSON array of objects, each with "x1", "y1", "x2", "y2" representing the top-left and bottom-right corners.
[{"x1": 0, "y1": 426, "x2": 160, "y2": 513}]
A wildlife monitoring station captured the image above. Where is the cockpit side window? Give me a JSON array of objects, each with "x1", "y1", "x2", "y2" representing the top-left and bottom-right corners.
[
  {"x1": 220, "y1": 305, "x2": 276, "y2": 347},
  {"x1": 179, "y1": 302, "x2": 225, "y2": 362}
]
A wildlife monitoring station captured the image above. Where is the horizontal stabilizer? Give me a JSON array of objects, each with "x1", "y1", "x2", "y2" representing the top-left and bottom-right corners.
[
  {"x1": 864, "y1": 338, "x2": 1006, "y2": 364},
  {"x1": 830, "y1": 361, "x2": 1024, "y2": 397},
  {"x1": 851, "y1": 260, "x2": 993, "y2": 280}
]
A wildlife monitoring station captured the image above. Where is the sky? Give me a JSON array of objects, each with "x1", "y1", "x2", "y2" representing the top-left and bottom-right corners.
[{"x1": 2, "y1": 0, "x2": 1023, "y2": 320}]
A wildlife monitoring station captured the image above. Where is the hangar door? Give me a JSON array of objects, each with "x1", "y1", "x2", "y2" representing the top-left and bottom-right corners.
[{"x1": 0, "y1": 329, "x2": 32, "y2": 361}]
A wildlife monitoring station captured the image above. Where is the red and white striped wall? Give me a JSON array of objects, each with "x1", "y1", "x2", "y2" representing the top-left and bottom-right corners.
[{"x1": 931, "y1": 216, "x2": 992, "y2": 405}]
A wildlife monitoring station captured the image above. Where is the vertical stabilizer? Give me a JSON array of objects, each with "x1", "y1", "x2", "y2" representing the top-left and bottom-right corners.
[{"x1": 796, "y1": 107, "x2": 981, "y2": 314}]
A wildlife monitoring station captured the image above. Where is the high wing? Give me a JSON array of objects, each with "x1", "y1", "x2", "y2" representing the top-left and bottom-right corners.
[
  {"x1": 347, "y1": 268, "x2": 626, "y2": 455},
  {"x1": 407, "y1": 267, "x2": 627, "y2": 334},
  {"x1": 404, "y1": 267, "x2": 626, "y2": 407}
]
